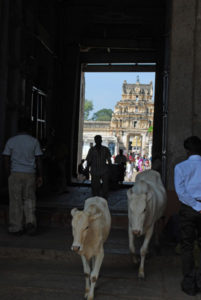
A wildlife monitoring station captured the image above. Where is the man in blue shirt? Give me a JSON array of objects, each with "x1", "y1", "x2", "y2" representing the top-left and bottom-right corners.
[{"x1": 174, "y1": 136, "x2": 201, "y2": 296}]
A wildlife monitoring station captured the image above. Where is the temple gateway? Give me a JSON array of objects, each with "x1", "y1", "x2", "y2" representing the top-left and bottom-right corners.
[{"x1": 82, "y1": 77, "x2": 154, "y2": 158}]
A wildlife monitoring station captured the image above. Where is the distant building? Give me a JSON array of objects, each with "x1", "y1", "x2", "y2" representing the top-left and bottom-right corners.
[{"x1": 82, "y1": 78, "x2": 154, "y2": 158}]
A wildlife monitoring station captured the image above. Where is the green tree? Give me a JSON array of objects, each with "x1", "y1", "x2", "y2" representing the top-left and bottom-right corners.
[
  {"x1": 84, "y1": 100, "x2": 93, "y2": 120},
  {"x1": 92, "y1": 108, "x2": 113, "y2": 121}
]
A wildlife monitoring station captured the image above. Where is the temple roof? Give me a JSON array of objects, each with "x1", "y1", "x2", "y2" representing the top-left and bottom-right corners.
[{"x1": 122, "y1": 80, "x2": 153, "y2": 95}]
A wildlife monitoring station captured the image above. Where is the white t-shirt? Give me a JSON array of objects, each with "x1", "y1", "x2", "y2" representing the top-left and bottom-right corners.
[{"x1": 2, "y1": 133, "x2": 43, "y2": 173}]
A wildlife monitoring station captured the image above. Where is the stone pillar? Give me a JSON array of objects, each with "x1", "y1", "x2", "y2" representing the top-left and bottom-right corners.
[
  {"x1": 77, "y1": 71, "x2": 85, "y2": 166},
  {"x1": 0, "y1": 0, "x2": 9, "y2": 185},
  {"x1": 126, "y1": 134, "x2": 130, "y2": 152},
  {"x1": 167, "y1": 0, "x2": 198, "y2": 190},
  {"x1": 7, "y1": 0, "x2": 22, "y2": 136},
  {"x1": 141, "y1": 133, "x2": 146, "y2": 156},
  {"x1": 193, "y1": 0, "x2": 201, "y2": 137},
  {"x1": 62, "y1": 44, "x2": 80, "y2": 180}
]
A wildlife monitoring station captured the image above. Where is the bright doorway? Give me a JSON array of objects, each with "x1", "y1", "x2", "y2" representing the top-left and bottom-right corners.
[{"x1": 77, "y1": 67, "x2": 155, "y2": 184}]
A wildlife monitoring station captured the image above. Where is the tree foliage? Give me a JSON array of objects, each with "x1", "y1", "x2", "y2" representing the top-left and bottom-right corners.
[
  {"x1": 92, "y1": 108, "x2": 113, "y2": 121},
  {"x1": 84, "y1": 100, "x2": 93, "y2": 120}
]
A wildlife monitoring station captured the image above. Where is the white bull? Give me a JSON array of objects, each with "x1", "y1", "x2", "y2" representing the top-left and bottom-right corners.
[
  {"x1": 127, "y1": 169, "x2": 167, "y2": 279},
  {"x1": 71, "y1": 196, "x2": 111, "y2": 300}
]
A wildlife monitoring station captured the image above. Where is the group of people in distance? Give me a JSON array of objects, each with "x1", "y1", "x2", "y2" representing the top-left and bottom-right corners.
[{"x1": 78, "y1": 135, "x2": 152, "y2": 189}]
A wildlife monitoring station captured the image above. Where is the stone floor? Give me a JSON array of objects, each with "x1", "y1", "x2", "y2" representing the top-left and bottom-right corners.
[
  {"x1": 36, "y1": 183, "x2": 130, "y2": 212},
  {"x1": 0, "y1": 181, "x2": 199, "y2": 299},
  {"x1": 0, "y1": 181, "x2": 131, "y2": 212},
  {"x1": 0, "y1": 225, "x2": 200, "y2": 300}
]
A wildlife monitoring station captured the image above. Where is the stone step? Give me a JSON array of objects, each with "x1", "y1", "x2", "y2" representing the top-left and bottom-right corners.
[
  {"x1": 0, "y1": 204, "x2": 128, "y2": 229},
  {"x1": 0, "y1": 225, "x2": 130, "y2": 261}
]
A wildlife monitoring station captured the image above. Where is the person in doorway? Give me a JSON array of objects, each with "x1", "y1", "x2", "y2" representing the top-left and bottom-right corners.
[
  {"x1": 2, "y1": 118, "x2": 43, "y2": 236},
  {"x1": 115, "y1": 149, "x2": 127, "y2": 165},
  {"x1": 78, "y1": 159, "x2": 89, "y2": 181},
  {"x1": 174, "y1": 136, "x2": 201, "y2": 296},
  {"x1": 138, "y1": 156, "x2": 144, "y2": 172},
  {"x1": 126, "y1": 160, "x2": 133, "y2": 181},
  {"x1": 115, "y1": 149, "x2": 127, "y2": 183},
  {"x1": 86, "y1": 135, "x2": 111, "y2": 199}
]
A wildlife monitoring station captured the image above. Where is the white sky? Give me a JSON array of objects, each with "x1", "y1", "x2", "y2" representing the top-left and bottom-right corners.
[{"x1": 85, "y1": 72, "x2": 155, "y2": 117}]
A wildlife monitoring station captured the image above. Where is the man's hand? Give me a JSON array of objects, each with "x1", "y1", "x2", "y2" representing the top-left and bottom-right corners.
[{"x1": 36, "y1": 176, "x2": 43, "y2": 188}]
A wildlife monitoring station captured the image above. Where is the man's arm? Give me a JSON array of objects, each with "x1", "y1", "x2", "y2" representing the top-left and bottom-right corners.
[
  {"x1": 35, "y1": 156, "x2": 43, "y2": 187},
  {"x1": 86, "y1": 148, "x2": 92, "y2": 169},
  {"x1": 174, "y1": 165, "x2": 201, "y2": 212}
]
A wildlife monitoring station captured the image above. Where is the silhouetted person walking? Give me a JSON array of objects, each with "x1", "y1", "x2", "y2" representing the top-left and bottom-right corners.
[
  {"x1": 2, "y1": 118, "x2": 43, "y2": 236},
  {"x1": 86, "y1": 135, "x2": 111, "y2": 199},
  {"x1": 115, "y1": 149, "x2": 127, "y2": 182}
]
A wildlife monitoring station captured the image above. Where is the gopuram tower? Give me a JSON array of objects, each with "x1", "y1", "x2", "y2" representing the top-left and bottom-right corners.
[{"x1": 110, "y1": 76, "x2": 154, "y2": 156}]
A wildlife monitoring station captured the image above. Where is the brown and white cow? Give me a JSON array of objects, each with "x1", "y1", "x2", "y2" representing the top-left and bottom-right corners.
[
  {"x1": 127, "y1": 169, "x2": 167, "y2": 279},
  {"x1": 71, "y1": 196, "x2": 111, "y2": 300}
]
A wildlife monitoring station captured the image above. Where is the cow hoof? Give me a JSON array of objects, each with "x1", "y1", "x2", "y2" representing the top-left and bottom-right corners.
[{"x1": 91, "y1": 276, "x2": 97, "y2": 283}]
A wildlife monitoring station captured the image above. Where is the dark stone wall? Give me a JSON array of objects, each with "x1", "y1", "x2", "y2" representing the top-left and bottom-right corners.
[
  {"x1": 0, "y1": 0, "x2": 70, "y2": 186},
  {"x1": 0, "y1": 0, "x2": 168, "y2": 188}
]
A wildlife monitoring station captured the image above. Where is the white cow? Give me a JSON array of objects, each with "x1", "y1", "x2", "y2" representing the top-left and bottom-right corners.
[
  {"x1": 71, "y1": 196, "x2": 111, "y2": 300},
  {"x1": 127, "y1": 169, "x2": 167, "y2": 279}
]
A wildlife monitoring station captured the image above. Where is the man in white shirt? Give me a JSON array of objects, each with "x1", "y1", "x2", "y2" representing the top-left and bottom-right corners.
[
  {"x1": 86, "y1": 135, "x2": 111, "y2": 199},
  {"x1": 174, "y1": 136, "x2": 201, "y2": 296},
  {"x1": 2, "y1": 118, "x2": 43, "y2": 236}
]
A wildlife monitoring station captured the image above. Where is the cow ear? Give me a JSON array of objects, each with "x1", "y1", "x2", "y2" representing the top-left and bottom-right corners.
[
  {"x1": 71, "y1": 208, "x2": 78, "y2": 216},
  {"x1": 90, "y1": 212, "x2": 102, "y2": 221}
]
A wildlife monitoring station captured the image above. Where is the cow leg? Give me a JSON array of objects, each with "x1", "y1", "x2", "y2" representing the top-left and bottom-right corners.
[
  {"x1": 91, "y1": 256, "x2": 95, "y2": 270},
  {"x1": 138, "y1": 225, "x2": 154, "y2": 279},
  {"x1": 81, "y1": 255, "x2": 91, "y2": 299},
  {"x1": 129, "y1": 225, "x2": 138, "y2": 264},
  {"x1": 88, "y1": 248, "x2": 104, "y2": 300}
]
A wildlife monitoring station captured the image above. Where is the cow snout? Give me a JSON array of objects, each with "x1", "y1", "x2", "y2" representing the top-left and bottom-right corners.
[
  {"x1": 132, "y1": 230, "x2": 141, "y2": 236},
  {"x1": 71, "y1": 245, "x2": 80, "y2": 252}
]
